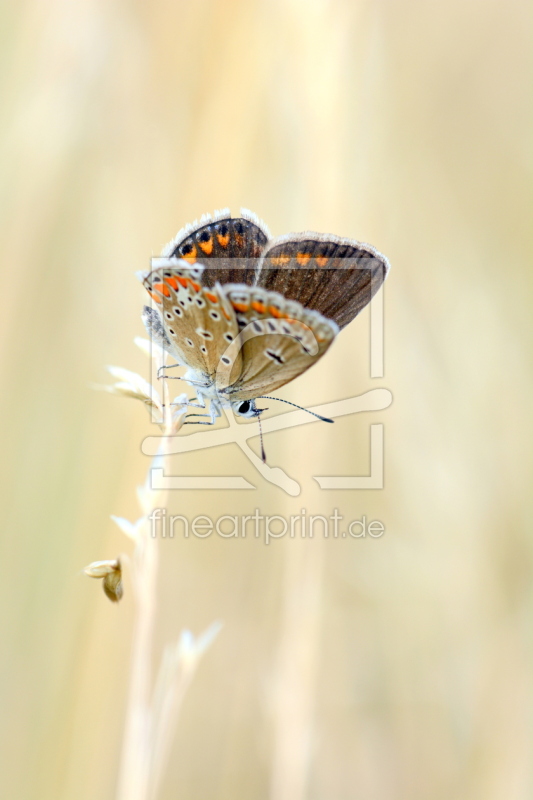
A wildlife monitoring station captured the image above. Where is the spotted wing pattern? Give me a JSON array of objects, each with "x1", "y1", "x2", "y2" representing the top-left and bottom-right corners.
[
  {"x1": 143, "y1": 212, "x2": 390, "y2": 403},
  {"x1": 215, "y1": 284, "x2": 339, "y2": 402},
  {"x1": 161, "y1": 210, "x2": 390, "y2": 330},
  {"x1": 255, "y1": 233, "x2": 390, "y2": 329},
  {"x1": 143, "y1": 261, "x2": 242, "y2": 379},
  {"x1": 163, "y1": 208, "x2": 269, "y2": 288}
]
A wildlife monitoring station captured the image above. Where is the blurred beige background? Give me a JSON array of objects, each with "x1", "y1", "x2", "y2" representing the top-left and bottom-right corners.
[{"x1": 0, "y1": 1, "x2": 531, "y2": 798}]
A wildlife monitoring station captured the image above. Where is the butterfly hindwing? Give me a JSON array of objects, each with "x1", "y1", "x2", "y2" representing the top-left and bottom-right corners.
[
  {"x1": 216, "y1": 284, "x2": 338, "y2": 402},
  {"x1": 255, "y1": 233, "x2": 390, "y2": 329}
]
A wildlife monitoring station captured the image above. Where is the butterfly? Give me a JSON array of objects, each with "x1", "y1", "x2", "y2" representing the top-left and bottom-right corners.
[{"x1": 141, "y1": 208, "x2": 390, "y2": 430}]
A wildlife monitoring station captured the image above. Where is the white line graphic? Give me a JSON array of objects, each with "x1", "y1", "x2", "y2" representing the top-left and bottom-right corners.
[{"x1": 142, "y1": 388, "x2": 392, "y2": 495}]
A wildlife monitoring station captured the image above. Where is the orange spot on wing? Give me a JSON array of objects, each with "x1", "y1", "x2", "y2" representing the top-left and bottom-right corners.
[
  {"x1": 315, "y1": 255, "x2": 329, "y2": 267},
  {"x1": 222, "y1": 308, "x2": 231, "y2": 320},
  {"x1": 296, "y1": 252, "x2": 311, "y2": 266},
  {"x1": 231, "y1": 301, "x2": 249, "y2": 313},
  {"x1": 269, "y1": 306, "x2": 282, "y2": 318},
  {"x1": 164, "y1": 276, "x2": 179, "y2": 290},
  {"x1": 251, "y1": 301, "x2": 265, "y2": 313},
  {"x1": 234, "y1": 234, "x2": 245, "y2": 249},
  {"x1": 177, "y1": 276, "x2": 189, "y2": 288},
  {"x1": 191, "y1": 281, "x2": 201, "y2": 292},
  {"x1": 198, "y1": 237, "x2": 213, "y2": 255},
  {"x1": 271, "y1": 254, "x2": 291, "y2": 266},
  {"x1": 205, "y1": 291, "x2": 219, "y2": 304},
  {"x1": 217, "y1": 233, "x2": 230, "y2": 248},
  {"x1": 182, "y1": 245, "x2": 197, "y2": 263},
  {"x1": 148, "y1": 291, "x2": 162, "y2": 304},
  {"x1": 153, "y1": 282, "x2": 171, "y2": 297}
]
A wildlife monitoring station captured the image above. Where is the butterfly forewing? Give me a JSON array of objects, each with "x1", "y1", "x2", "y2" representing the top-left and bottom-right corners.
[
  {"x1": 141, "y1": 305, "x2": 173, "y2": 354},
  {"x1": 167, "y1": 211, "x2": 269, "y2": 288},
  {"x1": 256, "y1": 234, "x2": 390, "y2": 329},
  {"x1": 143, "y1": 263, "x2": 242, "y2": 378}
]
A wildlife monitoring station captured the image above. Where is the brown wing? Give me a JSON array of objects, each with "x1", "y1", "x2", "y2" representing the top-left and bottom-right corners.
[
  {"x1": 254, "y1": 233, "x2": 390, "y2": 329},
  {"x1": 162, "y1": 208, "x2": 270, "y2": 288}
]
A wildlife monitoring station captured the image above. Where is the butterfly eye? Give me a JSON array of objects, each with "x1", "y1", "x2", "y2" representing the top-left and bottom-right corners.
[{"x1": 232, "y1": 400, "x2": 256, "y2": 418}]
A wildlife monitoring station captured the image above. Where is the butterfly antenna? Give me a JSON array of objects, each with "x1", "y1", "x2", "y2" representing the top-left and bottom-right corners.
[
  {"x1": 255, "y1": 409, "x2": 267, "y2": 463},
  {"x1": 257, "y1": 396, "x2": 334, "y2": 423}
]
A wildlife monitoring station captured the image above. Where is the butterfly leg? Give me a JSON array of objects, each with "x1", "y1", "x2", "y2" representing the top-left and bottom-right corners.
[
  {"x1": 181, "y1": 393, "x2": 210, "y2": 424},
  {"x1": 183, "y1": 406, "x2": 219, "y2": 425},
  {"x1": 157, "y1": 362, "x2": 181, "y2": 379},
  {"x1": 183, "y1": 396, "x2": 221, "y2": 425},
  {"x1": 183, "y1": 394, "x2": 207, "y2": 411}
]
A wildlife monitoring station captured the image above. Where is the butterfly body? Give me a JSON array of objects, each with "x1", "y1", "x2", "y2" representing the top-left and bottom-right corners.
[{"x1": 141, "y1": 209, "x2": 390, "y2": 424}]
